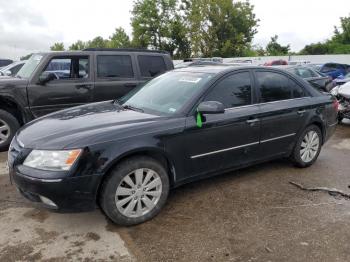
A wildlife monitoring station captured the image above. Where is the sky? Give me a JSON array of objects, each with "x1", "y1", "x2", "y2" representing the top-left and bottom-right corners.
[{"x1": 0, "y1": 0, "x2": 349, "y2": 60}]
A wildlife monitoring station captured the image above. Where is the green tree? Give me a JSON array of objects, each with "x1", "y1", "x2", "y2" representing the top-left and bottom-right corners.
[
  {"x1": 20, "y1": 53, "x2": 33, "y2": 60},
  {"x1": 132, "y1": 0, "x2": 175, "y2": 51},
  {"x1": 299, "y1": 42, "x2": 329, "y2": 55},
  {"x1": 69, "y1": 40, "x2": 88, "y2": 50},
  {"x1": 300, "y1": 14, "x2": 350, "y2": 54},
  {"x1": 86, "y1": 36, "x2": 109, "y2": 48},
  {"x1": 241, "y1": 44, "x2": 265, "y2": 57},
  {"x1": 108, "y1": 27, "x2": 131, "y2": 48},
  {"x1": 50, "y1": 42, "x2": 65, "y2": 51},
  {"x1": 182, "y1": 0, "x2": 259, "y2": 57},
  {"x1": 131, "y1": 0, "x2": 191, "y2": 58},
  {"x1": 333, "y1": 15, "x2": 350, "y2": 44},
  {"x1": 265, "y1": 35, "x2": 290, "y2": 55}
]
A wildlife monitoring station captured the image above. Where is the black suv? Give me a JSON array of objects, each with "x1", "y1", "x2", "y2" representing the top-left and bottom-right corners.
[
  {"x1": 9, "y1": 66, "x2": 338, "y2": 225},
  {"x1": 0, "y1": 49, "x2": 173, "y2": 150}
]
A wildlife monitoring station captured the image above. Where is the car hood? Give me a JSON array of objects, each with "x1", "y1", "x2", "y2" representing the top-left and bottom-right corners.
[
  {"x1": 17, "y1": 101, "x2": 166, "y2": 149},
  {"x1": 0, "y1": 76, "x2": 28, "y2": 88}
]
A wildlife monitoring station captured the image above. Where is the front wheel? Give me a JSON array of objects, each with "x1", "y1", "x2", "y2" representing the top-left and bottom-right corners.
[
  {"x1": 0, "y1": 109, "x2": 20, "y2": 151},
  {"x1": 290, "y1": 125, "x2": 322, "y2": 168},
  {"x1": 99, "y1": 156, "x2": 170, "y2": 226}
]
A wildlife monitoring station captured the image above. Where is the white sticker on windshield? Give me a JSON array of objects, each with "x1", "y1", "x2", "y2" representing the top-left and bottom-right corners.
[
  {"x1": 169, "y1": 108, "x2": 177, "y2": 112},
  {"x1": 178, "y1": 77, "x2": 202, "y2": 83}
]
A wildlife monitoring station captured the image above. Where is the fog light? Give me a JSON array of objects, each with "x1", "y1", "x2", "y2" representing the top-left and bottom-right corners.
[{"x1": 39, "y1": 195, "x2": 57, "y2": 208}]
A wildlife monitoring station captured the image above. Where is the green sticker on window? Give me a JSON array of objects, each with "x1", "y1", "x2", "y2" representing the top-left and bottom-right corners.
[{"x1": 196, "y1": 112, "x2": 202, "y2": 128}]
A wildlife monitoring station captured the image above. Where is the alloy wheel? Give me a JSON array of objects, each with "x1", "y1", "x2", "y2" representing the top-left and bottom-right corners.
[
  {"x1": 300, "y1": 130, "x2": 320, "y2": 163},
  {"x1": 115, "y1": 168, "x2": 162, "y2": 218},
  {"x1": 0, "y1": 119, "x2": 10, "y2": 145}
]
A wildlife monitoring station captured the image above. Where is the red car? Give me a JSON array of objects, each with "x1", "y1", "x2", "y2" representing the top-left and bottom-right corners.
[{"x1": 264, "y1": 59, "x2": 288, "y2": 66}]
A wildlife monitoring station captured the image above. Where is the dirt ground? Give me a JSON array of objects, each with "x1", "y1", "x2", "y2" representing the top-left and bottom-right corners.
[{"x1": 1, "y1": 121, "x2": 350, "y2": 261}]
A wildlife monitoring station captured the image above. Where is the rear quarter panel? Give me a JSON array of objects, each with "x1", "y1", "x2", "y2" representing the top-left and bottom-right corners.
[{"x1": 307, "y1": 94, "x2": 337, "y2": 144}]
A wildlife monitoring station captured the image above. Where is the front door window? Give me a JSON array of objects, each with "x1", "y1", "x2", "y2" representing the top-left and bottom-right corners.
[{"x1": 41, "y1": 56, "x2": 90, "y2": 80}]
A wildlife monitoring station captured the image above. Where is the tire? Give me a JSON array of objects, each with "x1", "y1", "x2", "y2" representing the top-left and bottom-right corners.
[
  {"x1": 99, "y1": 156, "x2": 170, "y2": 226},
  {"x1": 0, "y1": 109, "x2": 20, "y2": 151},
  {"x1": 290, "y1": 125, "x2": 322, "y2": 168}
]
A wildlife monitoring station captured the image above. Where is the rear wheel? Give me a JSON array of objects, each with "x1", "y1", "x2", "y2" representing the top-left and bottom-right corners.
[
  {"x1": 290, "y1": 125, "x2": 322, "y2": 168},
  {"x1": 100, "y1": 156, "x2": 169, "y2": 226},
  {"x1": 0, "y1": 109, "x2": 20, "y2": 151}
]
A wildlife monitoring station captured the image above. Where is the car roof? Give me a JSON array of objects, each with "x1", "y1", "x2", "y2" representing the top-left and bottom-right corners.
[
  {"x1": 274, "y1": 65, "x2": 316, "y2": 70},
  {"x1": 173, "y1": 65, "x2": 274, "y2": 74},
  {"x1": 83, "y1": 48, "x2": 169, "y2": 54},
  {"x1": 38, "y1": 49, "x2": 170, "y2": 56}
]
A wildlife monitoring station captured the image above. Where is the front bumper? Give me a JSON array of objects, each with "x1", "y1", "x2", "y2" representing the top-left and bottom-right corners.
[{"x1": 11, "y1": 169, "x2": 102, "y2": 212}]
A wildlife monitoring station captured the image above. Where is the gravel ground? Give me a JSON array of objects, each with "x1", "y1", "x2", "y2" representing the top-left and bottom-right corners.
[{"x1": 1, "y1": 121, "x2": 350, "y2": 261}]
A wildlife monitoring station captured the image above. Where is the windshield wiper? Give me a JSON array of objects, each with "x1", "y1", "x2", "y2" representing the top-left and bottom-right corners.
[{"x1": 122, "y1": 104, "x2": 144, "y2": 113}]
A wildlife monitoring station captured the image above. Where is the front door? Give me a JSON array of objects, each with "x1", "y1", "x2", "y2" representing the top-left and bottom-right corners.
[
  {"x1": 183, "y1": 71, "x2": 261, "y2": 179},
  {"x1": 28, "y1": 55, "x2": 93, "y2": 117},
  {"x1": 254, "y1": 70, "x2": 310, "y2": 158}
]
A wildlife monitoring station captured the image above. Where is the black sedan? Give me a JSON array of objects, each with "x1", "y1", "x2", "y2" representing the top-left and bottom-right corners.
[
  {"x1": 283, "y1": 65, "x2": 335, "y2": 92},
  {"x1": 8, "y1": 66, "x2": 338, "y2": 225}
]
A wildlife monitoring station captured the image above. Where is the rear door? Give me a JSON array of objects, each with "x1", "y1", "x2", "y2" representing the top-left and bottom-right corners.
[
  {"x1": 254, "y1": 70, "x2": 310, "y2": 158},
  {"x1": 183, "y1": 71, "x2": 261, "y2": 177},
  {"x1": 93, "y1": 53, "x2": 142, "y2": 102},
  {"x1": 28, "y1": 55, "x2": 93, "y2": 117}
]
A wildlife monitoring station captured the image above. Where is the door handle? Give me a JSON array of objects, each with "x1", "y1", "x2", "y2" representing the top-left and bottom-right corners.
[
  {"x1": 297, "y1": 109, "x2": 306, "y2": 115},
  {"x1": 246, "y1": 118, "x2": 259, "y2": 125},
  {"x1": 76, "y1": 84, "x2": 92, "y2": 90}
]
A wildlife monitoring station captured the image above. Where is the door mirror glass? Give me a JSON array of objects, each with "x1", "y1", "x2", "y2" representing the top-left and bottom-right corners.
[
  {"x1": 197, "y1": 101, "x2": 225, "y2": 114},
  {"x1": 4, "y1": 70, "x2": 12, "y2": 76},
  {"x1": 38, "y1": 72, "x2": 57, "y2": 85}
]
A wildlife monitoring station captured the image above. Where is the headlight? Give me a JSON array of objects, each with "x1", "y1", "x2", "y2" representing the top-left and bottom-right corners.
[{"x1": 23, "y1": 149, "x2": 82, "y2": 171}]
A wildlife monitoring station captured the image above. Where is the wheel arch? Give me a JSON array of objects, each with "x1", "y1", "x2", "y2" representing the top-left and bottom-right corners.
[
  {"x1": 308, "y1": 118, "x2": 325, "y2": 144},
  {"x1": 0, "y1": 95, "x2": 25, "y2": 125},
  {"x1": 95, "y1": 147, "x2": 177, "y2": 203}
]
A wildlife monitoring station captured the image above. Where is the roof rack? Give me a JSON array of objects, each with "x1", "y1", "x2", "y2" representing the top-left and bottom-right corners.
[{"x1": 82, "y1": 48, "x2": 169, "y2": 54}]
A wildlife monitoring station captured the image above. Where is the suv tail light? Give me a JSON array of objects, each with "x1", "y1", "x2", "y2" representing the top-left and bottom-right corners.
[{"x1": 333, "y1": 99, "x2": 339, "y2": 112}]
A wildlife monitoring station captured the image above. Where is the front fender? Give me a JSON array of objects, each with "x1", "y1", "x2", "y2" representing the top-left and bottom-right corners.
[{"x1": 86, "y1": 136, "x2": 176, "y2": 181}]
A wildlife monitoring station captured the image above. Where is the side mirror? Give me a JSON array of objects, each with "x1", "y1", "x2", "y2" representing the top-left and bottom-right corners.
[
  {"x1": 197, "y1": 101, "x2": 225, "y2": 114},
  {"x1": 4, "y1": 70, "x2": 12, "y2": 76},
  {"x1": 38, "y1": 72, "x2": 57, "y2": 85}
]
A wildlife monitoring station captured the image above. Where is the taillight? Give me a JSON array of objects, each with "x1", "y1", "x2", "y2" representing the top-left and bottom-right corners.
[{"x1": 333, "y1": 99, "x2": 339, "y2": 112}]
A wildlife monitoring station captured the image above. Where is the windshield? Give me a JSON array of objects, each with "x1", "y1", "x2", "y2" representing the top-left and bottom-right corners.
[
  {"x1": 120, "y1": 71, "x2": 214, "y2": 116},
  {"x1": 16, "y1": 54, "x2": 42, "y2": 78}
]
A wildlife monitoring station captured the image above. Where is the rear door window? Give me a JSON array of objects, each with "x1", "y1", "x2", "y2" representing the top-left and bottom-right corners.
[
  {"x1": 204, "y1": 72, "x2": 252, "y2": 108},
  {"x1": 97, "y1": 55, "x2": 134, "y2": 78},
  {"x1": 256, "y1": 71, "x2": 305, "y2": 102},
  {"x1": 138, "y1": 55, "x2": 166, "y2": 77}
]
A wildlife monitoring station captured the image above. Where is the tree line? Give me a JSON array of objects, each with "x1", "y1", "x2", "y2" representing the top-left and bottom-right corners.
[
  {"x1": 300, "y1": 16, "x2": 350, "y2": 55},
  {"x1": 26, "y1": 0, "x2": 350, "y2": 60},
  {"x1": 49, "y1": 0, "x2": 259, "y2": 59}
]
